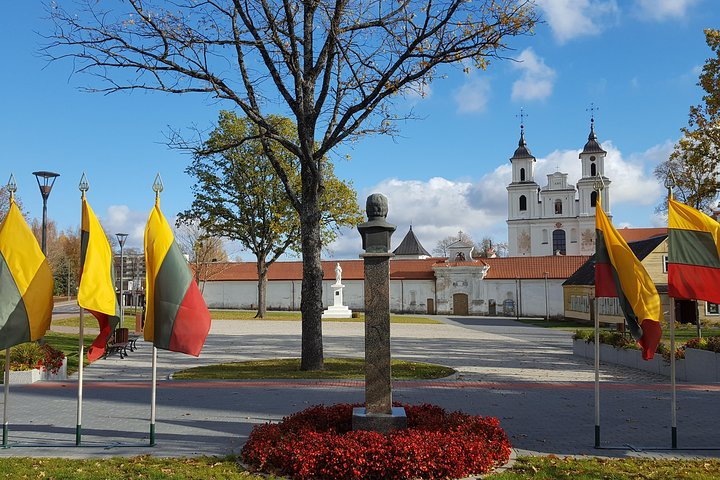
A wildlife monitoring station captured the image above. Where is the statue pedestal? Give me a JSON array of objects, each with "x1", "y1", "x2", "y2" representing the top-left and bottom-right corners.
[
  {"x1": 322, "y1": 283, "x2": 352, "y2": 319},
  {"x1": 352, "y1": 407, "x2": 407, "y2": 433}
]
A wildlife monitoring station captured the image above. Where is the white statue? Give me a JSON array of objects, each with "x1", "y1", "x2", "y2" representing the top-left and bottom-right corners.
[{"x1": 335, "y1": 262, "x2": 342, "y2": 285}]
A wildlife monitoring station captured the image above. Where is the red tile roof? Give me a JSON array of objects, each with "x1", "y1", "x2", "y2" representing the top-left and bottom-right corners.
[
  {"x1": 481, "y1": 255, "x2": 591, "y2": 279},
  {"x1": 199, "y1": 255, "x2": 587, "y2": 282}
]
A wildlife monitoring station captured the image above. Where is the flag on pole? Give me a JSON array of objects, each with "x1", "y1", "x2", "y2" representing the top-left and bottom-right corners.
[
  {"x1": 595, "y1": 199, "x2": 663, "y2": 360},
  {"x1": 77, "y1": 194, "x2": 121, "y2": 362},
  {"x1": 144, "y1": 197, "x2": 211, "y2": 356},
  {"x1": 0, "y1": 198, "x2": 53, "y2": 350},
  {"x1": 668, "y1": 196, "x2": 720, "y2": 304}
]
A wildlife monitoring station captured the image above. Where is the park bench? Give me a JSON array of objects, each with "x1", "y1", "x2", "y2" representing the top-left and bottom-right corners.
[{"x1": 104, "y1": 327, "x2": 131, "y2": 359}]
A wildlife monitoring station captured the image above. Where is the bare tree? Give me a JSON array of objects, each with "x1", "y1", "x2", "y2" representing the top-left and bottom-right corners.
[
  {"x1": 175, "y1": 222, "x2": 229, "y2": 293},
  {"x1": 45, "y1": 0, "x2": 537, "y2": 370}
]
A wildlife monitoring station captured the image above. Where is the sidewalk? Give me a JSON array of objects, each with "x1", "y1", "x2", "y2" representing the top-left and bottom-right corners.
[{"x1": 1, "y1": 317, "x2": 719, "y2": 459}]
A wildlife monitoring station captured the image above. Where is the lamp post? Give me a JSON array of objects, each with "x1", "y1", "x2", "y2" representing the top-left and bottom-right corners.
[
  {"x1": 543, "y1": 271, "x2": 550, "y2": 322},
  {"x1": 32, "y1": 171, "x2": 60, "y2": 254},
  {"x1": 116, "y1": 233, "x2": 129, "y2": 331}
]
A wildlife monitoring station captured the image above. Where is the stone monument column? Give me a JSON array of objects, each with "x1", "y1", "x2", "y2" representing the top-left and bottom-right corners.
[{"x1": 352, "y1": 193, "x2": 407, "y2": 432}]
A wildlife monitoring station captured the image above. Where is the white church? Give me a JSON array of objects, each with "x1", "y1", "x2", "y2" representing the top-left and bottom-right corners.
[
  {"x1": 199, "y1": 118, "x2": 650, "y2": 317},
  {"x1": 507, "y1": 118, "x2": 610, "y2": 257}
]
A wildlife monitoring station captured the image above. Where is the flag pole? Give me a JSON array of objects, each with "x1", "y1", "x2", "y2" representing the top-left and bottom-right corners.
[
  {"x1": 3, "y1": 348, "x2": 9, "y2": 447},
  {"x1": 150, "y1": 346, "x2": 157, "y2": 446},
  {"x1": 593, "y1": 297, "x2": 600, "y2": 448},
  {"x1": 75, "y1": 309, "x2": 85, "y2": 445},
  {"x1": 670, "y1": 298, "x2": 677, "y2": 448},
  {"x1": 665, "y1": 176, "x2": 678, "y2": 449}
]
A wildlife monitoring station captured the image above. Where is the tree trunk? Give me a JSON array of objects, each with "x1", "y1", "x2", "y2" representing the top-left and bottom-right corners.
[
  {"x1": 256, "y1": 259, "x2": 267, "y2": 319},
  {"x1": 300, "y1": 167, "x2": 324, "y2": 371}
]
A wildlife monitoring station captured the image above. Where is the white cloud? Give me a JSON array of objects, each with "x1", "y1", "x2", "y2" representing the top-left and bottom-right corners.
[
  {"x1": 532, "y1": 142, "x2": 665, "y2": 207},
  {"x1": 511, "y1": 48, "x2": 556, "y2": 102},
  {"x1": 635, "y1": 0, "x2": 699, "y2": 21},
  {"x1": 324, "y1": 140, "x2": 673, "y2": 258},
  {"x1": 104, "y1": 205, "x2": 150, "y2": 249},
  {"x1": 536, "y1": 0, "x2": 619, "y2": 43},
  {"x1": 453, "y1": 75, "x2": 491, "y2": 113}
]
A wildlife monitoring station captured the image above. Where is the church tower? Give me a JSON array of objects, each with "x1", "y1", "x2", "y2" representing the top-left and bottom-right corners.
[{"x1": 506, "y1": 124, "x2": 540, "y2": 256}]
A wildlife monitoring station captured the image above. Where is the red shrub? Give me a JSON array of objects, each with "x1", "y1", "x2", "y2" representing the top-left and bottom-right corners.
[{"x1": 241, "y1": 403, "x2": 511, "y2": 480}]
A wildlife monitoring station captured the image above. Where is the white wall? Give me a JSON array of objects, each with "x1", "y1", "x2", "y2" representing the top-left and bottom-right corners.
[{"x1": 202, "y1": 277, "x2": 564, "y2": 316}]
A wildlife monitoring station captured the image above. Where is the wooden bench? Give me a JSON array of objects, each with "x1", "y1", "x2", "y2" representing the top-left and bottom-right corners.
[{"x1": 105, "y1": 328, "x2": 131, "y2": 359}]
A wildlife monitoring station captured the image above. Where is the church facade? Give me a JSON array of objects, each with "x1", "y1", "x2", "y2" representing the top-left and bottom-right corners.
[{"x1": 507, "y1": 119, "x2": 610, "y2": 257}]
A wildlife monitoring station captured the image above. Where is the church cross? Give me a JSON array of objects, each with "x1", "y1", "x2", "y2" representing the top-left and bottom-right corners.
[
  {"x1": 586, "y1": 102, "x2": 599, "y2": 121},
  {"x1": 516, "y1": 108, "x2": 528, "y2": 129}
]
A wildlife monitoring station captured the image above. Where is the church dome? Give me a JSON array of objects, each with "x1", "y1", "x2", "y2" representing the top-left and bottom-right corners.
[
  {"x1": 510, "y1": 127, "x2": 535, "y2": 160},
  {"x1": 582, "y1": 119, "x2": 606, "y2": 154}
]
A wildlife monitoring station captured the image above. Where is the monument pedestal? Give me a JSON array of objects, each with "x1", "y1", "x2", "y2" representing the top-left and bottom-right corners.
[
  {"x1": 352, "y1": 407, "x2": 407, "y2": 433},
  {"x1": 322, "y1": 283, "x2": 352, "y2": 319}
]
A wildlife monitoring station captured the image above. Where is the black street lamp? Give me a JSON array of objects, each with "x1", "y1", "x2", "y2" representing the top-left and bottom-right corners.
[{"x1": 32, "y1": 171, "x2": 60, "y2": 254}]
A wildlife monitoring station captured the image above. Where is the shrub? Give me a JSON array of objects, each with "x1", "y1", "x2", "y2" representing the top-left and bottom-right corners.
[
  {"x1": 573, "y1": 329, "x2": 638, "y2": 350},
  {"x1": 241, "y1": 403, "x2": 511, "y2": 480},
  {"x1": 0, "y1": 342, "x2": 65, "y2": 374}
]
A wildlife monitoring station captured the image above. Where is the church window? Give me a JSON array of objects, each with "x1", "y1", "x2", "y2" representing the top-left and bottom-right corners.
[
  {"x1": 520, "y1": 168, "x2": 526, "y2": 181},
  {"x1": 590, "y1": 163, "x2": 597, "y2": 176},
  {"x1": 542, "y1": 229, "x2": 548, "y2": 244},
  {"x1": 570, "y1": 228, "x2": 577, "y2": 243},
  {"x1": 519, "y1": 195, "x2": 527, "y2": 211},
  {"x1": 554, "y1": 199, "x2": 562, "y2": 214},
  {"x1": 591, "y1": 191, "x2": 598, "y2": 207},
  {"x1": 553, "y1": 229, "x2": 566, "y2": 255}
]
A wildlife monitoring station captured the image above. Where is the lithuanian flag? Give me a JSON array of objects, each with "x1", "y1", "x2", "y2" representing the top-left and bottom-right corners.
[
  {"x1": 77, "y1": 194, "x2": 121, "y2": 362},
  {"x1": 144, "y1": 198, "x2": 210, "y2": 356},
  {"x1": 668, "y1": 197, "x2": 720, "y2": 304},
  {"x1": 0, "y1": 197, "x2": 53, "y2": 350},
  {"x1": 595, "y1": 199, "x2": 663, "y2": 360}
]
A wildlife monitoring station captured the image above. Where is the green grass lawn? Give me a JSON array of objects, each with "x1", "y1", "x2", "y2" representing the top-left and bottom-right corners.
[
  {"x1": 51, "y1": 314, "x2": 138, "y2": 329},
  {"x1": 0, "y1": 455, "x2": 719, "y2": 479},
  {"x1": 43, "y1": 331, "x2": 97, "y2": 375},
  {"x1": 207, "y1": 310, "x2": 441, "y2": 324},
  {"x1": 52, "y1": 310, "x2": 441, "y2": 326},
  {"x1": 172, "y1": 357, "x2": 456, "y2": 380},
  {"x1": 490, "y1": 456, "x2": 720, "y2": 479}
]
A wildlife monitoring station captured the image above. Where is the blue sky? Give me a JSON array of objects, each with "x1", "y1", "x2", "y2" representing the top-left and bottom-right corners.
[{"x1": 1, "y1": 1, "x2": 718, "y2": 260}]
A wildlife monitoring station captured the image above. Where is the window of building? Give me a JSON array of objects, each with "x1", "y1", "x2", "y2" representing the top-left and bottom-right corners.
[
  {"x1": 554, "y1": 199, "x2": 563, "y2": 214},
  {"x1": 520, "y1": 168, "x2": 526, "y2": 181},
  {"x1": 570, "y1": 294, "x2": 590, "y2": 313},
  {"x1": 519, "y1": 195, "x2": 527, "y2": 211},
  {"x1": 590, "y1": 163, "x2": 597, "y2": 176},
  {"x1": 591, "y1": 191, "x2": 598, "y2": 207},
  {"x1": 552, "y1": 229, "x2": 566, "y2": 255},
  {"x1": 663, "y1": 255, "x2": 668, "y2": 273},
  {"x1": 707, "y1": 303, "x2": 719, "y2": 315},
  {"x1": 542, "y1": 229, "x2": 548, "y2": 244}
]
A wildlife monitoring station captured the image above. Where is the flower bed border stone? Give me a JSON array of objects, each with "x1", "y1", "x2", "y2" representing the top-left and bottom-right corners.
[{"x1": 6, "y1": 357, "x2": 67, "y2": 385}]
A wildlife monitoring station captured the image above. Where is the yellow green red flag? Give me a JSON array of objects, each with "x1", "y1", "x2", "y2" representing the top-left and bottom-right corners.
[
  {"x1": 77, "y1": 194, "x2": 121, "y2": 362},
  {"x1": 667, "y1": 196, "x2": 720, "y2": 304},
  {"x1": 144, "y1": 197, "x2": 210, "y2": 356},
  {"x1": 595, "y1": 198, "x2": 663, "y2": 360},
  {"x1": 0, "y1": 197, "x2": 53, "y2": 350}
]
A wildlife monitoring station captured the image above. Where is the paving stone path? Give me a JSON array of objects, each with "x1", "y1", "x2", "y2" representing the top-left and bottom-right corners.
[{"x1": 2, "y1": 312, "x2": 719, "y2": 460}]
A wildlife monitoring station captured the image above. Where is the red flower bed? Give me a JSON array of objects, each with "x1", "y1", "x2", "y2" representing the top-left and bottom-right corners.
[{"x1": 241, "y1": 403, "x2": 511, "y2": 480}]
